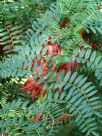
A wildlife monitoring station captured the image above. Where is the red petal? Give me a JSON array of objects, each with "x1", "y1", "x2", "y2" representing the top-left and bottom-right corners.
[
  {"x1": 34, "y1": 112, "x2": 43, "y2": 123},
  {"x1": 60, "y1": 18, "x2": 69, "y2": 29},
  {"x1": 90, "y1": 43, "x2": 96, "y2": 48}
]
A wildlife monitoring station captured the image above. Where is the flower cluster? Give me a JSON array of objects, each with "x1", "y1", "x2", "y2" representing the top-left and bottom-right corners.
[
  {"x1": 21, "y1": 37, "x2": 79, "y2": 99},
  {"x1": 80, "y1": 29, "x2": 96, "y2": 48}
]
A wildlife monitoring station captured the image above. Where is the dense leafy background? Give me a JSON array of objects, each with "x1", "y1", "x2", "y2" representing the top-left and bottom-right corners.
[{"x1": 0, "y1": 0, "x2": 102, "y2": 136}]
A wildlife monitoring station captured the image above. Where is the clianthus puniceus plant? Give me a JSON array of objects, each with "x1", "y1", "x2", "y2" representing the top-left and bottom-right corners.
[
  {"x1": 0, "y1": 0, "x2": 102, "y2": 136},
  {"x1": 21, "y1": 37, "x2": 79, "y2": 99}
]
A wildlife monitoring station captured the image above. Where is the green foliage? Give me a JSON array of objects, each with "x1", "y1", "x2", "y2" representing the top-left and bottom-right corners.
[
  {"x1": 73, "y1": 48, "x2": 102, "y2": 86},
  {"x1": 0, "y1": 0, "x2": 102, "y2": 136},
  {"x1": 47, "y1": 71, "x2": 102, "y2": 136},
  {"x1": 0, "y1": 99, "x2": 65, "y2": 136}
]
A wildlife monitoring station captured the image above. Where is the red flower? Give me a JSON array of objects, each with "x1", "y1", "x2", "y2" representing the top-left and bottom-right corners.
[
  {"x1": 72, "y1": 61, "x2": 79, "y2": 67},
  {"x1": 21, "y1": 59, "x2": 79, "y2": 99},
  {"x1": 34, "y1": 112, "x2": 71, "y2": 126},
  {"x1": 80, "y1": 29, "x2": 96, "y2": 48},
  {"x1": 46, "y1": 43, "x2": 61, "y2": 55},
  {"x1": 56, "y1": 114, "x2": 71, "y2": 122},
  {"x1": 21, "y1": 38, "x2": 61, "y2": 99},
  {"x1": 32, "y1": 57, "x2": 48, "y2": 76},
  {"x1": 43, "y1": 40, "x2": 61, "y2": 55},
  {"x1": 90, "y1": 43, "x2": 96, "y2": 48},
  {"x1": 20, "y1": 77, "x2": 44, "y2": 99},
  {"x1": 46, "y1": 113, "x2": 71, "y2": 127},
  {"x1": 58, "y1": 62, "x2": 72, "y2": 73},
  {"x1": 80, "y1": 46, "x2": 84, "y2": 50},
  {"x1": 21, "y1": 58, "x2": 49, "y2": 99},
  {"x1": 80, "y1": 29, "x2": 86, "y2": 38},
  {"x1": 35, "y1": 60, "x2": 48, "y2": 76},
  {"x1": 58, "y1": 61, "x2": 79, "y2": 73},
  {"x1": 21, "y1": 36, "x2": 79, "y2": 99},
  {"x1": 60, "y1": 17, "x2": 70, "y2": 29},
  {"x1": 34, "y1": 112, "x2": 43, "y2": 123}
]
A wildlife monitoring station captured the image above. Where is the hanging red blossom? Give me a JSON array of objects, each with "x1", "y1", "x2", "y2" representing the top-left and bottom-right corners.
[
  {"x1": 79, "y1": 45, "x2": 83, "y2": 50},
  {"x1": 60, "y1": 17, "x2": 70, "y2": 29},
  {"x1": 21, "y1": 58, "x2": 49, "y2": 99},
  {"x1": 21, "y1": 39, "x2": 61, "y2": 99},
  {"x1": 45, "y1": 113, "x2": 71, "y2": 127},
  {"x1": 34, "y1": 112, "x2": 71, "y2": 127},
  {"x1": 56, "y1": 114, "x2": 71, "y2": 122},
  {"x1": 21, "y1": 37, "x2": 79, "y2": 99},
  {"x1": 90, "y1": 43, "x2": 96, "y2": 48},
  {"x1": 58, "y1": 61, "x2": 79, "y2": 74},
  {"x1": 34, "y1": 112, "x2": 43, "y2": 123},
  {"x1": 20, "y1": 77, "x2": 44, "y2": 99},
  {"x1": 44, "y1": 41, "x2": 61, "y2": 55},
  {"x1": 80, "y1": 29, "x2": 96, "y2": 48},
  {"x1": 41, "y1": 37, "x2": 61, "y2": 55}
]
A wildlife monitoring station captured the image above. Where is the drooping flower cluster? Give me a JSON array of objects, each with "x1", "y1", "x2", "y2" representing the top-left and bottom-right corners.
[
  {"x1": 24, "y1": 18, "x2": 98, "y2": 100},
  {"x1": 80, "y1": 29, "x2": 96, "y2": 48},
  {"x1": 60, "y1": 17, "x2": 70, "y2": 29},
  {"x1": 21, "y1": 37, "x2": 79, "y2": 99}
]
